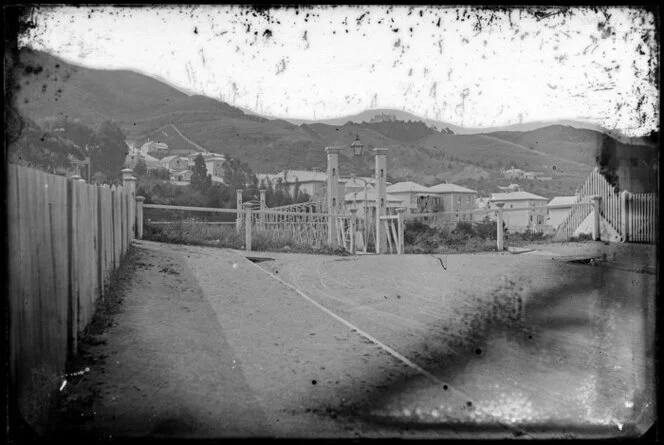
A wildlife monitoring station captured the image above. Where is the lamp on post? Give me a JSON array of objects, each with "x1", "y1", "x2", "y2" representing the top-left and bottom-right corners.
[{"x1": 350, "y1": 135, "x2": 364, "y2": 157}]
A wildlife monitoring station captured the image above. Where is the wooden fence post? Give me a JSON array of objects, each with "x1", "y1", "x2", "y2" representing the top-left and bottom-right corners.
[
  {"x1": 236, "y1": 189, "x2": 243, "y2": 233},
  {"x1": 592, "y1": 195, "x2": 601, "y2": 241},
  {"x1": 620, "y1": 190, "x2": 629, "y2": 242},
  {"x1": 396, "y1": 208, "x2": 406, "y2": 255},
  {"x1": 496, "y1": 203, "x2": 505, "y2": 251},
  {"x1": 135, "y1": 196, "x2": 145, "y2": 239},
  {"x1": 243, "y1": 202, "x2": 253, "y2": 251},
  {"x1": 259, "y1": 189, "x2": 266, "y2": 228},
  {"x1": 349, "y1": 209, "x2": 357, "y2": 255}
]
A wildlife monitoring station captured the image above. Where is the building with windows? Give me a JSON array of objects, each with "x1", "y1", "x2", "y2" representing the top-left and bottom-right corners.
[
  {"x1": 426, "y1": 183, "x2": 478, "y2": 221},
  {"x1": 488, "y1": 191, "x2": 549, "y2": 233},
  {"x1": 160, "y1": 155, "x2": 189, "y2": 172},
  {"x1": 386, "y1": 181, "x2": 436, "y2": 212},
  {"x1": 546, "y1": 196, "x2": 577, "y2": 231}
]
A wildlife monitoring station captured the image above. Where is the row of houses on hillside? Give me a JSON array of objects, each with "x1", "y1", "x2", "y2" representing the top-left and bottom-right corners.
[{"x1": 502, "y1": 167, "x2": 552, "y2": 181}]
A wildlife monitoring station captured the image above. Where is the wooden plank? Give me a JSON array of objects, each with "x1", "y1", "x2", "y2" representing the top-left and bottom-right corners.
[{"x1": 384, "y1": 220, "x2": 393, "y2": 254}]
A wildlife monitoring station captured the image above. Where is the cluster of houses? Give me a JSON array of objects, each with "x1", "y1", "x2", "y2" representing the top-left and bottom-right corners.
[
  {"x1": 257, "y1": 169, "x2": 579, "y2": 234},
  {"x1": 502, "y1": 167, "x2": 552, "y2": 181},
  {"x1": 124, "y1": 140, "x2": 227, "y2": 184}
]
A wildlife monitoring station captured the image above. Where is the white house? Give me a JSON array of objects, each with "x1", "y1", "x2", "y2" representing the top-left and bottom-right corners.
[
  {"x1": 546, "y1": 196, "x2": 578, "y2": 230},
  {"x1": 488, "y1": 191, "x2": 550, "y2": 233},
  {"x1": 386, "y1": 181, "x2": 435, "y2": 212},
  {"x1": 160, "y1": 155, "x2": 189, "y2": 172},
  {"x1": 140, "y1": 140, "x2": 169, "y2": 155}
]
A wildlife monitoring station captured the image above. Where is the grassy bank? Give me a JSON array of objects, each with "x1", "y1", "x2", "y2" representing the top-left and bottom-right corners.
[{"x1": 143, "y1": 221, "x2": 344, "y2": 255}]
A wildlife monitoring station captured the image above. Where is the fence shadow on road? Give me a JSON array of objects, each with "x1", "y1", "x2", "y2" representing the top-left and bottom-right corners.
[{"x1": 344, "y1": 261, "x2": 655, "y2": 439}]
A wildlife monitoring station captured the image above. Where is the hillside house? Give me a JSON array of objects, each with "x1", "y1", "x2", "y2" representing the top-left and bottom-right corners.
[
  {"x1": 187, "y1": 152, "x2": 227, "y2": 172},
  {"x1": 427, "y1": 183, "x2": 479, "y2": 222},
  {"x1": 160, "y1": 155, "x2": 189, "y2": 172},
  {"x1": 140, "y1": 140, "x2": 169, "y2": 156},
  {"x1": 546, "y1": 196, "x2": 577, "y2": 230},
  {"x1": 498, "y1": 184, "x2": 523, "y2": 192},
  {"x1": 171, "y1": 170, "x2": 193, "y2": 182},
  {"x1": 125, "y1": 146, "x2": 160, "y2": 173},
  {"x1": 386, "y1": 181, "x2": 436, "y2": 212},
  {"x1": 488, "y1": 191, "x2": 549, "y2": 233},
  {"x1": 502, "y1": 168, "x2": 525, "y2": 179}
]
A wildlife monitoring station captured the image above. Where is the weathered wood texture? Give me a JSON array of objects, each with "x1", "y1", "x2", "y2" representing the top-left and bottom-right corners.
[{"x1": 8, "y1": 165, "x2": 134, "y2": 429}]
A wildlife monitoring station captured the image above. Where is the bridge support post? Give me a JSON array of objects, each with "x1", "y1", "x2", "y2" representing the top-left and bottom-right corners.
[
  {"x1": 396, "y1": 208, "x2": 406, "y2": 255},
  {"x1": 374, "y1": 148, "x2": 389, "y2": 254},
  {"x1": 326, "y1": 147, "x2": 341, "y2": 249}
]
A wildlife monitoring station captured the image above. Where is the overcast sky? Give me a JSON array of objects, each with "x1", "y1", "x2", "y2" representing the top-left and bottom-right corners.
[{"x1": 20, "y1": 5, "x2": 659, "y2": 136}]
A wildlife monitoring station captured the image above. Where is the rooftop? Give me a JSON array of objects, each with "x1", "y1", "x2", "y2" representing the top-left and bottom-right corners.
[
  {"x1": 548, "y1": 196, "x2": 578, "y2": 206},
  {"x1": 427, "y1": 183, "x2": 478, "y2": 194},
  {"x1": 490, "y1": 191, "x2": 549, "y2": 202},
  {"x1": 386, "y1": 181, "x2": 431, "y2": 194}
]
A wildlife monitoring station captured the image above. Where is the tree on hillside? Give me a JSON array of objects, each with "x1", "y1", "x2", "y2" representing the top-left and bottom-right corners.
[
  {"x1": 191, "y1": 154, "x2": 208, "y2": 192},
  {"x1": 90, "y1": 121, "x2": 127, "y2": 181}
]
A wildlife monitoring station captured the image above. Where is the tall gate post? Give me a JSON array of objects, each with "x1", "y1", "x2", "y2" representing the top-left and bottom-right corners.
[
  {"x1": 236, "y1": 189, "x2": 244, "y2": 233},
  {"x1": 244, "y1": 202, "x2": 253, "y2": 251},
  {"x1": 496, "y1": 203, "x2": 505, "y2": 251},
  {"x1": 592, "y1": 195, "x2": 602, "y2": 241},
  {"x1": 326, "y1": 147, "x2": 341, "y2": 249},
  {"x1": 620, "y1": 190, "x2": 629, "y2": 242},
  {"x1": 374, "y1": 148, "x2": 388, "y2": 254},
  {"x1": 121, "y1": 168, "x2": 136, "y2": 240}
]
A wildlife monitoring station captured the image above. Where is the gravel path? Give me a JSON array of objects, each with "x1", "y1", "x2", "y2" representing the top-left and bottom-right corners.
[{"x1": 53, "y1": 240, "x2": 656, "y2": 439}]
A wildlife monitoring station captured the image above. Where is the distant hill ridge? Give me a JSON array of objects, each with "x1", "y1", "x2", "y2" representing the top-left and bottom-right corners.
[{"x1": 11, "y1": 48, "x2": 655, "y2": 199}]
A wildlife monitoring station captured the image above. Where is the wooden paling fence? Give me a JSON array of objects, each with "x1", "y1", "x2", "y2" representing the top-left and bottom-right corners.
[
  {"x1": 626, "y1": 192, "x2": 658, "y2": 243},
  {"x1": 554, "y1": 168, "x2": 657, "y2": 244},
  {"x1": 8, "y1": 164, "x2": 136, "y2": 429}
]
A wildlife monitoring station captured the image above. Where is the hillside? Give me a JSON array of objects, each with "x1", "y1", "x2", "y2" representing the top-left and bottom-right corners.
[{"x1": 11, "y1": 48, "x2": 651, "y2": 198}]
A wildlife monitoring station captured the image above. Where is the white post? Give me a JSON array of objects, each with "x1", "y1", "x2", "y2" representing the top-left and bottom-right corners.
[
  {"x1": 135, "y1": 196, "x2": 145, "y2": 239},
  {"x1": 236, "y1": 189, "x2": 243, "y2": 233},
  {"x1": 350, "y1": 208, "x2": 357, "y2": 255},
  {"x1": 259, "y1": 189, "x2": 266, "y2": 227},
  {"x1": 496, "y1": 203, "x2": 505, "y2": 251},
  {"x1": 374, "y1": 147, "x2": 388, "y2": 254},
  {"x1": 326, "y1": 146, "x2": 341, "y2": 249},
  {"x1": 122, "y1": 168, "x2": 136, "y2": 240},
  {"x1": 620, "y1": 190, "x2": 628, "y2": 242},
  {"x1": 244, "y1": 202, "x2": 253, "y2": 251},
  {"x1": 592, "y1": 195, "x2": 601, "y2": 241},
  {"x1": 396, "y1": 208, "x2": 406, "y2": 255}
]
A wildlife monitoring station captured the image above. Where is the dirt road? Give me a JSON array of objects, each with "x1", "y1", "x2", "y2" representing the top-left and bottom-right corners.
[{"x1": 53, "y1": 240, "x2": 656, "y2": 439}]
